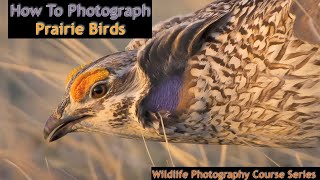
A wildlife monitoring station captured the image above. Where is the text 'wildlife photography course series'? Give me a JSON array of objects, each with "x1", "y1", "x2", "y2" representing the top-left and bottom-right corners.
[{"x1": 2, "y1": 0, "x2": 320, "y2": 180}]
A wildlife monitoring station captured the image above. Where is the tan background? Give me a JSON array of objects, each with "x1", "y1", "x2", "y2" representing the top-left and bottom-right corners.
[{"x1": 1, "y1": 0, "x2": 320, "y2": 179}]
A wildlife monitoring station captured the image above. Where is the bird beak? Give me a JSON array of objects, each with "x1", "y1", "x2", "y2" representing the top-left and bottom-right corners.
[{"x1": 43, "y1": 114, "x2": 86, "y2": 142}]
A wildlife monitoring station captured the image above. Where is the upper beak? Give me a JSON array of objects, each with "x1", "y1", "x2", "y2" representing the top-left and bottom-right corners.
[{"x1": 43, "y1": 114, "x2": 83, "y2": 142}]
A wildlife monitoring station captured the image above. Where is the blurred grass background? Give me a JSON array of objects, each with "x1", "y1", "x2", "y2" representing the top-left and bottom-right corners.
[{"x1": 1, "y1": 0, "x2": 320, "y2": 179}]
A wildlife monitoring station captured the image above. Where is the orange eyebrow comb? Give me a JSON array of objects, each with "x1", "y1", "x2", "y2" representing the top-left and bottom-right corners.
[{"x1": 69, "y1": 68, "x2": 109, "y2": 102}]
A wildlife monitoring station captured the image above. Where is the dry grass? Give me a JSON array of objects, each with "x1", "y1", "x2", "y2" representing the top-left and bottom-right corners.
[{"x1": 1, "y1": 0, "x2": 320, "y2": 179}]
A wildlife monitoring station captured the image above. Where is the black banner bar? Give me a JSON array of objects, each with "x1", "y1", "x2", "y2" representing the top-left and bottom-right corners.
[
  {"x1": 151, "y1": 167, "x2": 320, "y2": 180},
  {"x1": 8, "y1": 0, "x2": 152, "y2": 38}
]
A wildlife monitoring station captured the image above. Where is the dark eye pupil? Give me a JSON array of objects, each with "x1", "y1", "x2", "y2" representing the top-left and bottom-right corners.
[
  {"x1": 94, "y1": 86, "x2": 103, "y2": 94},
  {"x1": 91, "y1": 84, "x2": 107, "y2": 98}
]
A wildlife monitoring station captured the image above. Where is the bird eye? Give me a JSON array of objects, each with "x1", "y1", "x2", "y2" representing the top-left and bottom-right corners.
[{"x1": 91, "y1": 84, "x2": 108, "y2": 99}]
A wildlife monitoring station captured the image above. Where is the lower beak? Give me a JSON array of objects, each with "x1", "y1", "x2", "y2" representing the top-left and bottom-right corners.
[{"x1": 43, "y1": 114, "x2": 83, "y2": 142}]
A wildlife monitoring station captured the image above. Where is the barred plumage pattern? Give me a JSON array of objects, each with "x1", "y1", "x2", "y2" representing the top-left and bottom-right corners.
[{"x1": 128, "y1": 0, "x2": 320, "y2": 147}]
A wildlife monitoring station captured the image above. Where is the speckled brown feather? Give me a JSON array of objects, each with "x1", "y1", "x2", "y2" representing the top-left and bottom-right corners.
[{"x1": 129, "y1": 0, "x2": 320, "y2": 147}]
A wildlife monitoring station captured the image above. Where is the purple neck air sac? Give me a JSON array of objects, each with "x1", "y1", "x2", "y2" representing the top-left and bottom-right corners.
[{"x1": 143, "y1": 75, "x2": 183, "y2": 113}]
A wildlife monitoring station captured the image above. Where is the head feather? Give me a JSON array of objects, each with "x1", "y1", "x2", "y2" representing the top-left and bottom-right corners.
[{"x1": 65, "y1": 61, "x2": 94, "y2": 87}]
